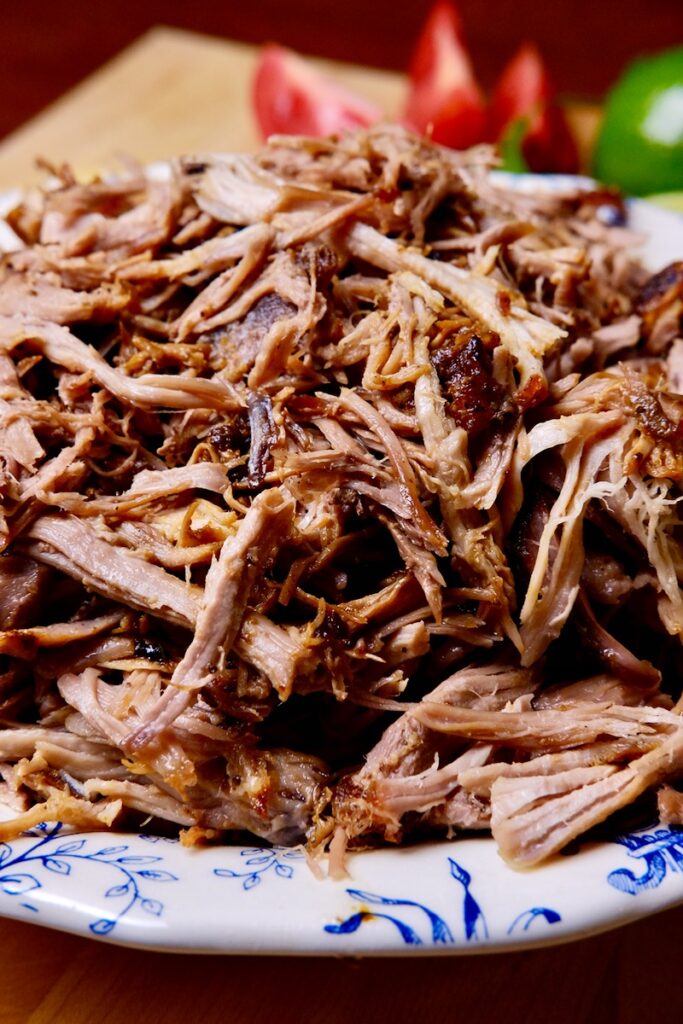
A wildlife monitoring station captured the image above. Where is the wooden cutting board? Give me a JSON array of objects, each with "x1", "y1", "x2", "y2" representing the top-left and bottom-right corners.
[
  {"x1": 0, "y1": 25, "x2": 599, "y2": 190},
  {"x1": 0, "y1": 26, "x2": 405, "y2": 189}
]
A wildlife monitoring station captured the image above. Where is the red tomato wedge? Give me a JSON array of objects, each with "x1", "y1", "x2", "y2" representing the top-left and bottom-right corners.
[
  {"x1": 490, "y1": 42, "x2": 552, "y2": 139},
  {"x1": 520, "y1": 104, "x2": 580, "y2": 174},
  {"x1": 491, "y1": 43, "x2": 579, "y2": 173},
  {"x1": 253, "y1": 44, "x2": 382, "y2": 140},
  {"x1": 402, "y1": 1, "x2": 487, "y2": 150}
]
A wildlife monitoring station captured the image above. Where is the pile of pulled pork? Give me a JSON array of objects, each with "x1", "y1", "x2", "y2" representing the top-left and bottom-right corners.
[{"x1": 0, "y1": 126, "x2": 681, "y2": 869}]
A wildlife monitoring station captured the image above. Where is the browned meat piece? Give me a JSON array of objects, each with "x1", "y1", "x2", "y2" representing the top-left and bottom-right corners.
[
  {"x1": 657, "y1": 784, "x2": 683, "y2": 825},
  {"x1": 431, "y1": 333, "x2": 509, "y2": 437},
  {"x1": 637, "y1": 260, "x2": 683, "y2": 352},
  {"x1": 246, "y1": 392, "x2": 277, "y2": 487},
  {"x1": 0, "y1": 554, "x2": 52, "y2": 628},
  {"x1": 211, "y1": 292, "x2": 297, "y2": 371}
]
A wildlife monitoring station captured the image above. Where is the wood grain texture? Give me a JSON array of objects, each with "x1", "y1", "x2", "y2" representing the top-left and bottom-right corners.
[
  {"x1": 0, "y1": 27, "x2": 404, "y2": 190},
  {"x1": 1, "y1": 906, "x2": 682, "y2": 1024}
]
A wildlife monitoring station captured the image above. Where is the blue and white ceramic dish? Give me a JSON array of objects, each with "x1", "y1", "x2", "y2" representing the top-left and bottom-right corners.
[
  {"x1": 0, "y1": 818, "x2": 682, "y2": 954},
  {"x1": 0, "y1": 178, "x2": 681, "y2": 955}
]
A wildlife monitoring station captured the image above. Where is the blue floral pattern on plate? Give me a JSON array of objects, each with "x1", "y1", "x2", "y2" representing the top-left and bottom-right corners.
[
  {"x1": 0, "y1": 821, "x2": 177, "y2": 936},
  {"x1": 325, "y1": 856, "x2": 560, "y2": 947},
  {"x1": 608, "y1": 827, "x2": 683, "y2": 895},
  {"x1": 0, "y1": 821, "x2": 681, "y2": 952},
  {"x1": 213, "y1": 846, "x2": 304, "y2": 890}
]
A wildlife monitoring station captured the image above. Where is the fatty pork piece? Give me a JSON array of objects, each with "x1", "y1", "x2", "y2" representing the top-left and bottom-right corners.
[{"x1": 0, "y1": 125, "x2": 680, "y2": 863}]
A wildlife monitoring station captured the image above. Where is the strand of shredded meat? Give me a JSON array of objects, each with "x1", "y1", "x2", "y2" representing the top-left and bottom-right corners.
[{"x1": 0, "y1": 126, "x2": 681, "y2": 868}]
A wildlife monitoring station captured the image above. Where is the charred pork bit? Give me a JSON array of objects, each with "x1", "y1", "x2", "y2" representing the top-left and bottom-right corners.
[
  {"x1": 346, "y1": 222, "x2": 565, "y2": 401},
  {"x1": 247, "y1": 392, "x2": 277, "y2": 487}
]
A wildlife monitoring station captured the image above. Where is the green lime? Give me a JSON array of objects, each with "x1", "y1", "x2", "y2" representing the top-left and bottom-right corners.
[
  {"x1": 594, "y1": 47, "x2": 683, "y2": 196},
  {"x1": 499, "y1": 116, "x2": 531, "y2": 173},
  {"x1": 644, "y1": 191, "x2": 683, "y2": 212}
]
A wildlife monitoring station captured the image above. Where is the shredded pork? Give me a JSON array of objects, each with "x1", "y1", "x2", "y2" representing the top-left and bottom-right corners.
[{"x1": 0, "y1": 127, "x2": 681, "y2": 867}]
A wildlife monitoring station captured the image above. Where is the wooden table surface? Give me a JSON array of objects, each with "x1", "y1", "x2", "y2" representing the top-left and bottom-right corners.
[
  {"x1": 2, "y1": 905, "x2": 683, "y2": 1024},
  {"x1": 0, "y1": 25, "x2": 682, "y2": 1024},
  {"x1": 0, "y1": 27, "x2": 407, "y2": 189}
]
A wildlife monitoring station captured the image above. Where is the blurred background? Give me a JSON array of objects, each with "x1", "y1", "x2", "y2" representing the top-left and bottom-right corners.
[{"x1": 2, "y1": 0, "x2": 682, "y2": 140}]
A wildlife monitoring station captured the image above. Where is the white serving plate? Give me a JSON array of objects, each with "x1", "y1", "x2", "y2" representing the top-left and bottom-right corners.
[
  {"x1": 2, "y1": 819, "x2": 682, "y2": 954},
  {"x1": 0, "y1": 177, "x2": 682, "y2": 955}
]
